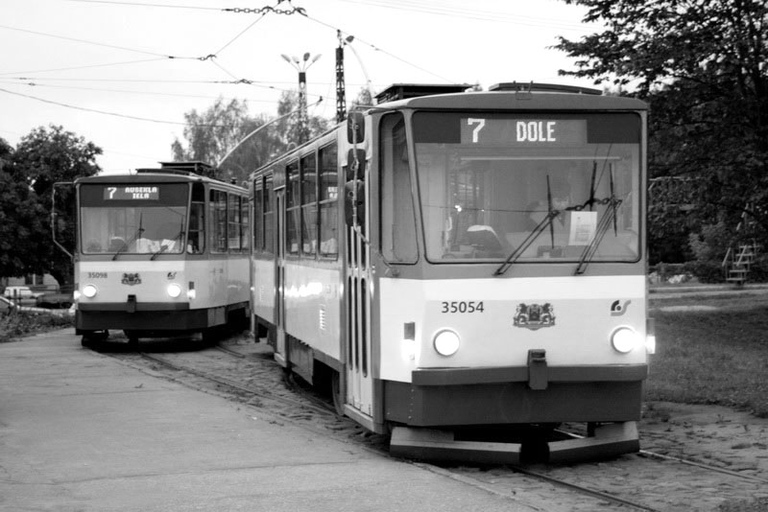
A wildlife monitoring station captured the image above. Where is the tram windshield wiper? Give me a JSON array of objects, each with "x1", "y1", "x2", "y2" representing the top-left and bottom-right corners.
[
  {"x1": 494, "y1": 210, "x2": 560, "y2": 276},
  {"x1": 494, "y1": 176, "x2": 559, "y2": 276},
  {"x1": 574, "y1": 169, "x2": 621, "y2": 275},
  {"x1": 150, "y1": 229, "x2": 185, "y2": 260}
]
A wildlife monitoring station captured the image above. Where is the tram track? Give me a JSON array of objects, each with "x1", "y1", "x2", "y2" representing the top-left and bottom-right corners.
[{"x1": 97, "y1": 339, "x2": 767, "y2": 512}]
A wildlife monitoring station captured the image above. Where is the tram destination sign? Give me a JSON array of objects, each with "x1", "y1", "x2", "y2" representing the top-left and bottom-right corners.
[
  {"x1": 461, "y1": 118, "x2": 587, "y2": 147},
  {"x1": 103, "y1": 186, "x2": 160, "y2": 201}
]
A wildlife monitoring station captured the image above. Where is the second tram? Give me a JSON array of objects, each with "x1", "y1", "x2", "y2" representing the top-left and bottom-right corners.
[
  {"x1": 250, "y1": 83, "x2": 654, "y2": 462},
  {"x1": 68, "y1": 162, "x2": 250, "y2": 344}
]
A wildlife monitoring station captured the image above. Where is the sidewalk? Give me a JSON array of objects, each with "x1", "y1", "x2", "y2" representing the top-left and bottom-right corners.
[{"x1": 0, "y1": 328, "x2": 531, "y2": 512}]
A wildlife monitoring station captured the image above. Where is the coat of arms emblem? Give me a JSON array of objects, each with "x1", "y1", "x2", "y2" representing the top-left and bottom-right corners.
[
  {"x1": 122, "y1": 273, "x2": 141, "y2": 286},
  {"x1": 513, "y1": 303, "x2": 555, "y2": 330}
]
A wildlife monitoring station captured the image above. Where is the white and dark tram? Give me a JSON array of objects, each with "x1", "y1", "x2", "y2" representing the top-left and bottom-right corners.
[
  {"x1": 250, "y1": 83, "x2": 655, "y2": 462},
  {"x1": 69, "y1": 162, "x2": 250, "y2": 344}
]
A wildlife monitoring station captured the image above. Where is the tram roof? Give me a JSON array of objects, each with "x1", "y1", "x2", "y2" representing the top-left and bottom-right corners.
[
  {"x1": 74, "y1": 171, "x2": 247, "y2": 191},
  {"x1": 372, "y1": 85, "x2": 647, "y2": 112}
]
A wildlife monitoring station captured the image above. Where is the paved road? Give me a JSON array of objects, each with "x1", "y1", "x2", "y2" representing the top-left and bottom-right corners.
[{"x1": 0, "y1": 328, "x2": 533, "y2": 512}]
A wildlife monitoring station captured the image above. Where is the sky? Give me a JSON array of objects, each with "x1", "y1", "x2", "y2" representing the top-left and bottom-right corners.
[{"x1": 0, "y1": 0, "x2": 600, "y2": 175}]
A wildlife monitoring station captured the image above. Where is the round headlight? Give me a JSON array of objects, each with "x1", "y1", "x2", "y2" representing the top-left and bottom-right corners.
[
  {"x1": 167, "y1": 283, "x2": 182, "y2": 298},
  {"x1": 433, "y1": 329, "x2": 460, "y2": 357},
  {"x1": 611, "y1": 326, "x2": 639, "y2": 354},
  {"x1": 82, "y1": 284, "x2": 98, "y2": 298}
]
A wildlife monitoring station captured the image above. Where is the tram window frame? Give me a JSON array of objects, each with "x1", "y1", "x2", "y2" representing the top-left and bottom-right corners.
[
  {"x1": 380, "y1": 112, "x2": 418, "y2": 263},
  {"x1": 318, "y1": 142, "x2": 339, "y2": 259},
  {"x1": 301, "y1": 152, "x2": 318, "y2": 257},
  {"x1": 241, "y1": 192, "x2": 250, "y2": 253},
  {"x1": 286, "y1": 161, "x2": 301, "y2": 255},
  {"x1": 228, "y1": 193, "x2": 242, "y2": 252},
  {"x1": 210, "y1": 189, "x2": 228, "y2": 253},
  {"x1": 263, "y1": 173, "x2": 274, "y2": 255},
  {"x1": 188, "y1": 182, "x2": 206, "y2": 254},
  {"x1": 253, "y1": 177, "x2": 263, "y2": 251}
]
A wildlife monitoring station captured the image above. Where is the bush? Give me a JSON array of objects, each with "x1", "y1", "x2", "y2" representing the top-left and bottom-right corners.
[
  {"x1": 0, "y1": 311, "x2": 73, "y2": 343},
  {"x1": 683, "y1": 260, "x2": 725, "y2": 283}
]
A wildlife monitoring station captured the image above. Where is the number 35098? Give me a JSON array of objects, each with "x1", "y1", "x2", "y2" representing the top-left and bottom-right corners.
[{"x1": 441, "y1": 301, "x2": 484, "y2": 313}]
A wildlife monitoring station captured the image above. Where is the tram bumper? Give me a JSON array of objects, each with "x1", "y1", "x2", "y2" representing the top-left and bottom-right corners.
[
  {"x1": 76, "y1": 302, "x2": 209, "y2": 331},
  {"x1": 386, "y1": 361, "x2": 645, "y2": 463},
  {"x1": 389, "y1": 421, "x2": 639, "y2": 464},
  {"x1": 384, "y1": 363, "x2": 648, "y2": 426}
]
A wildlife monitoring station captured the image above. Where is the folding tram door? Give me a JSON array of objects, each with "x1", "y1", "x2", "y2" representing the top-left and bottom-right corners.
[
  {"x1": 343, "y1": 161, "x2": 376, "y2": 429},
  {"x1": 273, "y1": 188, "x2": 288, "y2": 367}
]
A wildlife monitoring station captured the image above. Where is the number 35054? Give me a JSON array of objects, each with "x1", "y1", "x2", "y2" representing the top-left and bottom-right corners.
[{"x1": 441, "y1": 301, "x2": 484, "y2": 313}]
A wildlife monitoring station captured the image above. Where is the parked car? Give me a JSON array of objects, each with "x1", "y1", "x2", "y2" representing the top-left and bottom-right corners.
[{"x1": 3, "y1": 286, "x2": 43, "y2": 301}]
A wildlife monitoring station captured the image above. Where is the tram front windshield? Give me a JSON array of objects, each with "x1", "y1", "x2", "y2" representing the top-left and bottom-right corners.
[
  {"x1": 79, "y1": 183, "x2": 188, "y2": 255},
  {"x1": 412, "y1": 112, "x2": 642, "y2": 263}
]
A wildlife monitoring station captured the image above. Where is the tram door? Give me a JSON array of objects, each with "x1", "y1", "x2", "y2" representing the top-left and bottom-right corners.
[
  {"x1": 274, "y1": 189, "x2": 287, "y2": 367},
  {"x1": 344, "y1": 165, "x2": 375, "y2": 423}
]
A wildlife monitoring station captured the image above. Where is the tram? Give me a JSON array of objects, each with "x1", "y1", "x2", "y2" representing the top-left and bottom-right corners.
[
  {"x1": 67, "y1": 162, "x2": 250, "y2": 344},
  {"x1": 249, "y1": 83, "x2": 654, "y2": 462}
]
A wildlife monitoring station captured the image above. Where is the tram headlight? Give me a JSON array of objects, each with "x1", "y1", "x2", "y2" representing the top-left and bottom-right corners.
[
  {"x1": 167, "y1": 283, "x2": 182, "y2": 298},
  {"x1": 611, "y1": 326, "x2": 640, "y2": 354},
  {"x1": 433, "y1": 329, "x2": 461, "y2": 357},
  {"x1": 82, "y1": 284, "x2": 98, "y2": 298}
]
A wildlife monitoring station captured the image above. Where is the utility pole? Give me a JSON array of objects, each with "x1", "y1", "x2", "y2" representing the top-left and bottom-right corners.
[
  {"x1": 336, "y1": 30, "x2": 347, "y2": 124},
  {"x1": 281, "y1": 52, "x2": 321, "y2": 144}
]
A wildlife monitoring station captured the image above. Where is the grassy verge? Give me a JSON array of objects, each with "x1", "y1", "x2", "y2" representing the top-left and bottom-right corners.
[
  {"x1": 648, "y1": 293, "x2": 768, "y2": 417},
  {"x1": 0, "y1": 312, "x2": 73, "y2": 344}
]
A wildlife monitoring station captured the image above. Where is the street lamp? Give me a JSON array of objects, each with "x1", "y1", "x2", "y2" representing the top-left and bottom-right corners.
[{"x1": 281, "y1": 52, "x2": 322, "y2": 144}]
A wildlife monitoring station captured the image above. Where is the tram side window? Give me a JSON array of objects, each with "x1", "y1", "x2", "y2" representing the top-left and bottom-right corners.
[
  {"x1": 301, "y1": 152, "x2": 318, "y2": 256},
  {"x1": 241, "y1": 193, "x2": 250, "y2": 253},
  {"x1": 286, "y1": 161, "x2": 300, "y2": 255},
  {"x1": 228, "y1": 194, "x2": 242, "y2": 251},
  {"x1": 210, "y1": 189, "x2": 228, "y2": 253},
  {"x1": 188, "y1": 183, "x2": 205, "y2": 254},
  {"x1": 253, "y1": 178, "x2": 263, "y2": 251},
  {"x1": 319, "y1": 143, "x2": 339, "y2": 258},
  {"x1": 263, "y1": 174, "x2": 274, "y2": 254},
  {"x1": 380, "y1": 113, "x2": 418, "y2": 263}
]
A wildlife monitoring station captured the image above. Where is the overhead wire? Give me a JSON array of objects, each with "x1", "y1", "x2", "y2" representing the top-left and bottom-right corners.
[
  {"x1": 0, "y1": 86, "x2": 249, "y2": 128},
  {"x1": 301, "y1": 14, "x2": 456, "y2": 83},
  {"x1": 0, "y1": 58, "x2": 170, "y2": 77},
  {"x1": 334, "y1": 0, "x2": 590, "y2": 32},
  {"x1": 67, "y1": 0, "x2": 223, "y2": 10},
  {"x1": 0, "y1": 24, "x2": 200, "y2": 60},
  {"x1": 0, "y1": 81, "x2": 279, "y2": 104}
]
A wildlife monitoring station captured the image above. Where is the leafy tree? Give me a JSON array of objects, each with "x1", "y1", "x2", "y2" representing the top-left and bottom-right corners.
[
  {"x1": 555, "y1": 0, "x2": 768, "y2": 265},
  {"x1": 172, "y1": 93, "x2": 331, "y2": 185},
  {"x1": 8, "y1": 125, "x2": 101, "y2": 286},
  {"x1": 0, "y1": 138, "x2": 43, "y2": 281}
]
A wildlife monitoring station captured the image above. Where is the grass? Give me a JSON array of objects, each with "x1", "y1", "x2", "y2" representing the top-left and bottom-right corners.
[
  {"x1": 648, "y1": 292, "x2": 768, "y2": 417},
  {"x1": 0, "y1": 311, "x2": 73, "y2": 344}
]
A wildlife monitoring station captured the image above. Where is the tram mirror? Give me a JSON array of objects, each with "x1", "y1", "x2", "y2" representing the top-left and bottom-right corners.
[
  {"x1": 344, "y1": 180, "x2": 365, "y2": 227},
  {"x1": 346, "y1": 149, "x2": 366, "y2": 180},
  {"x1": 347, "y1": 111, "x2": 365, "y2": 144},
  {"x1": 52, "y1": 182, "x2": 75, "y2": 260}
]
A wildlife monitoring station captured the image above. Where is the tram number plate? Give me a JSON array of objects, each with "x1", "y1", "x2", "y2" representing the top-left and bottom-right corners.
[{"x1": 440, "y1": 301, "x2": 484, "y2": 314}]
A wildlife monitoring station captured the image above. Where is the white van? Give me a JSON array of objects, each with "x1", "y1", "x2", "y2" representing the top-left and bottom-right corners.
[{"x1": 3, "y1": 286, "x2": 42, "y2": 301}]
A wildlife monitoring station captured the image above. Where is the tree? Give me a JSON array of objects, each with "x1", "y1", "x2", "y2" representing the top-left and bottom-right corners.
[
  {"x1": 172, "y1": 93, "x2": 331, "y2": 185},
  {"x1": 8, "y1": 125, "x2": 102, "y2": 286},
  {"x1": 555, "y1": 0, "x2": 768, "y2": 264},
  {"x1": 0, "y1": 138, "x2": 44, "y2": 281}
]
